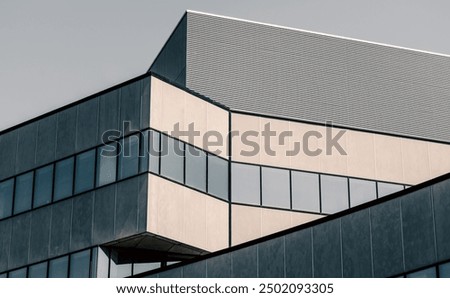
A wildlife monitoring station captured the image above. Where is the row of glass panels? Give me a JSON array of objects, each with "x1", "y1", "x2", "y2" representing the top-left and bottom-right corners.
[
  {"x1": 232, "y1": 163, "x2": 408, "y2": 214},
  {"x1": 0, "y1": 128, "x2": 409, "y2": 221},
  {"x1": 397, "y1": 261, "x2": 450, "y2": 278},
  {"x1": 0, "y1": 248, "x2": 93, "y2": 278},
  {"x1": 0, "y1": 130, "x2": 229, "y2": 220}
]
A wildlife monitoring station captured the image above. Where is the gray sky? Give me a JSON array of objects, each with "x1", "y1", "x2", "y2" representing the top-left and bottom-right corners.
[{"x1": 1, "y1": 0, "x2": 449, "y2": 131}]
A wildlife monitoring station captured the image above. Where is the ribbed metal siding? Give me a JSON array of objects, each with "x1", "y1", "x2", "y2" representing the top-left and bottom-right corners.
[{"x1": 185, "y1": 12, "x2": 450, "y2": 142}]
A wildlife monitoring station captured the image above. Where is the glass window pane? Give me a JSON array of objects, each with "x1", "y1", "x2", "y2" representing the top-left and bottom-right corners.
[
  {"x1": 139, "y1": 131, "x2": 149, "y2": 173},
  {"x1": 8, "y1": 267, "x2": 27, "y2": 278},
  {"x1": 377, "y1": 182, "x2": 404, "y2": 198},
  {"x1": 54, "y1": 157, "x2": 74, "y2": 201},
  {"x1": 185, "y1": 145, "x2": 206, "y2": 191},
  {"x1": 0, "y1": 178, "x2": 14, "y2": 219},
  {"x1": 0, "y1": 273, "x2": 6, "y2": 278},
  {"x1": 75, "y1": 149, "x2": 96, "y2": 194},
  {"x1": 118, "y1": 135, "x2": 140, "y2": 179},
  {"x1": 231, "y1": 163, "x2": 260, "y2": 205},
  {"x1": 95, "y1": 247, "x2": 109, "y2": 278},
  {"x1": 292, "y1": 171, "x2": 320, "y2": 213},
  {"x1": 97, "y1": 144, "x2": 117, "y2": 187},
  {"x1": 439, "y1": 262, "x2": 450, "y2": 278},
  {"x1": 160, "y1": 135, "x2": 184, "y2": 183},
  {"x1": 14, "y1": 172, "x2": 34, "y2": 214},
  {"x1": 29, "y1": 262, "x2": 48, "y2": 278},
  {"x1": 34, "y1": 165, "x2": 53, "y2": 208},
  {"x1": 70, "y1": 250, "x2": 91, "y2": 278},
  {"x1": 208, "y1": 155, "x2": 228, "y2": 200},
  {"x1": 349, "y1": 178, "x2": 377, "y2": 207},
  {"x1": 261, "y1": 167, "x2": 290, "y2": 209},
  {"x1": 110, "y1": 250, "x2": 132, "y2": 278},
  {"x1": 407, "y1": 267, "x2": 436, "y2": 278},
  {"x1": 149, "y1": 131, "x2": 160, "y2": 174},
  {"x1": 48, "y1": 256, "x2": 69, "y2": 278},
  {"x1": 321, "y1": 175, "x2": 349, "y2": 214},
  {"x1": 133, "y1": 263, "x2": 161, "y2": 275}
]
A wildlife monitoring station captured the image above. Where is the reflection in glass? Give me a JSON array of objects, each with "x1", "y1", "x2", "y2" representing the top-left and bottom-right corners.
[
  {"x1": 0, "y1": 178, "x2": 14, "y2": 219},
  {"x1": 377, "y1": 182, "x2": 404, "y2": 198},
  {"x1": 321, "y1": 175, "x2": 349, "y2": 214},
  {"x1": 34, "y1": 165, "x2": 53, "y2": 207},
  {"x1": 406, "y1": 267, "x2": 436, "y2": 278},
  {"x1": 139, "y1": 131, "x2": 149, "y2": 173},
  {"x1": 29, "y1": 262, "x2": 48, "y2": 278},
  {"x1": 185, "y1": 145, "x2": 206, "y2": 191},
  {"x1": 292, "y1": 171, "x2": 320, "y2": 212},
  {"x1": 110, "y1": 250, "x2": 132, "y2": 278},
  {"x1": 262, "y1": 167, "x2": 290, "y2": 209},
  {"x1": 54, "y1": 157, "x2": 74, "y2": 201},
  {"x1": 8, "y1": 267, "x2": 27, "y2": 278},
  {"x1": 96, "y1": 247, "x2": 109, "y2": 278},
  {"x1": 160, "y1": 135, "x2": 184, "y2": 183},
  {"x1": 231, "y1": 163, "x2": 260, "y2": 205},
  {"x1": 14, "y1": 172, "x2": 34, "y2": 214},
  {"x1": 349, "y1": 178, "x2": 377, "y2": 207},
  {"x1": 97, "y1": 144, "x2": 117, "y2": 187},
  {"x1": 149, "y1": 131, "x2": 160, "y2": 174},
  {"x1": 75, "y1": 149, "x2": 95, "y2": 194},
  {"x1": 48, "y1": 256, "x2": 69, "y2": 278},
  {"x1": 208, "y1": 155, "x2": 228, "y2": 200},
  {"x1": 70, "y1": 250, "x2": 91, "y2": 278},
  {"x1": 118, "y1": 135, "x2": 140, "y2": 179},
  {"x1": 133, "y1": 263, "x2": 161, "y2": 275}
]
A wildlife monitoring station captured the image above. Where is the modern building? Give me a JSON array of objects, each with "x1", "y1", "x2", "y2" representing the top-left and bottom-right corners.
[{"x1": 1, "y1": 10, "x2": 450, "y2": 278}]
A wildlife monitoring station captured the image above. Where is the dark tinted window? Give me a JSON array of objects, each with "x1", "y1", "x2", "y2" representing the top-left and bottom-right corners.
[
  {"x1": 149, "y1": 131, "x2": 160, "y2": 174},
  {"x1": 14, "y1": 172, "x2": 34, "y2": 214},
  {"x1": 70, "y1": 250, "x2": 91, "y2": 278},
  {"x1": 48, "y1": 256, "x2": 69, "y2": 278},
  {"x1": 34, "y1": 165, "x2": 53, "y2": 207},
  {"x1": 97, "y1": 144, "x2": 117, "y2": 187},
  {"x1": 75, "y1": 149, "x2": 96, "y2": 194},
  {"x1": 28, "y1": 262, "x2": 48, "y2": 278},
  {"x1": 118, "y1": 135, "x2": 140, "y2": 179},
  {"x1": 54, "y1": 157, "x2": 74, "y2": 201},
  {"x1": 292, "y1": 171, "x2": 320, "y2": 212},
  {"x1": 0, "y1": 179, "x2": 14, "y2": 219},
  {"x1": 406, "y1": 267, "x2": 436, "y2": 278},
  {"x1": 231, "y1": 163, "x2": 260, "y2": 205},
  {"x1": 8, "y1": 267, "x2": 27, "y2": 278}
]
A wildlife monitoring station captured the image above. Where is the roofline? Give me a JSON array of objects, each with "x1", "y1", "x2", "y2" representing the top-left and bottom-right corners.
[{"x1": 187, "y1": 10, "x2": 450, "y2": 59}]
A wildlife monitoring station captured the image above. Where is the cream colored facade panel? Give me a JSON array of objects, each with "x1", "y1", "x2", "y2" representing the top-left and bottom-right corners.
[
  {"x1": 150, "y1": 76, "x2": 229, "y2": 158},
  {"x1": 428, "y1": 142, "x2": 450, "y2": 179},
  {"x1": 401, "y1": 139, "x2": 431, "y2": 184},
  {"x1": 147, "y1": 175, "x2": 228, "y2": 252},
  {"x1": 289, "y1": 121, "x2": 321, "y2": 172},
  {"x1": 232, "y1": 204, "x2": 323, "y2": 245},
  {"x1": 346, "y1": 130, "x2": 376, "y2": 180},
  {"x1": 259, "y1": 118, "x2": 291, "y2": 169},
  {"x1": 231, "y1": 114, "x2": 261, "y2": 164},
  {"x1": 319, "y1": 125, "x2": 348, "y2": 176},
  {"x1": 374, "y1": 134, "x2": 404, "y2": 183}
]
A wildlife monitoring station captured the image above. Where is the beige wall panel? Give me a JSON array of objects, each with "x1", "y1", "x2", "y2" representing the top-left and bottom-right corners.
[
  {"x1": 231, "y1": 114, "x2": 261, "y2": 164},
  {"x1": 231, "y1": 204, "x2": 261, "y2": 246},
  {"x1": 206, "y1": 198, "x2": 229, "y2": 251},
  {"x1": 232, "y1": 204, "x2": 322, "y2": 246},
  {"x1": 148, "y1": 175, "x2": 228, "y2": 251},
  {"x1": 346, "y1": 130, "x2": 376, "y2": 180},
  {"x1": 402, "y1": 139, "x2": 431, "y2": 184},
  {"x1": 150, "y1": 76, "x2": 229, "y2": 158},
  {"x1": 289, "y1": 121, "x2": 321, "y2": 172},
  {"x1": 428, "y1": 142, "x2": 450, "y2": 178},
  {"x1": 319, "y1": 125, "x2": 348, "y2": 176},
  {"x1": 374, "y1": 134, "x2": 404, "y2": 183},
  {"x1": 259, "y1": 118, "x2": 291, "y2": 168}
]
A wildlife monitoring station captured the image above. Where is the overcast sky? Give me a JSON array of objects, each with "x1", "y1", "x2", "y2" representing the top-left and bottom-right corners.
[{"x1": 1, "y1": 0, "x2": 449, "y2": 131}]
